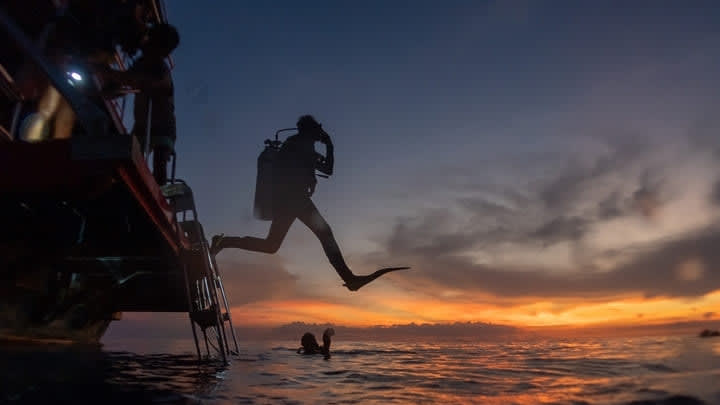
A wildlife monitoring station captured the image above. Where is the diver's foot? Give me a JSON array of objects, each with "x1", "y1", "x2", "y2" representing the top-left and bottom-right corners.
[
  {"x1": 342, "y1": 267, "x2": 411, "y2": 291},
  {"x1": 343, "y1": 275, "x2": 371, "y2": 291},
  {"x1": 209, "y1": 233, "x2": 225, "y2": 256}
]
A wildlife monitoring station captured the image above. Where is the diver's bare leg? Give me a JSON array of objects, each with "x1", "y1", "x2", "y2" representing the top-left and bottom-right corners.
[
  {"x1": 296, "y1": 200, "x2": 355, "y2": 283},
  {"x1": 212, "y1": 214, "x2": 295, "y2": 254}
]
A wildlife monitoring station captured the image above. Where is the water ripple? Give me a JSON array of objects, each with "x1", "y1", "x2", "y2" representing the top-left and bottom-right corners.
[{"x1": 2, "y1": 336, "x2": 719, "y2": 404}]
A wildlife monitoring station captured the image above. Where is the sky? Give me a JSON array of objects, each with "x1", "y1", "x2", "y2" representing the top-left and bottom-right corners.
[{"x1": 114, "y1": 0, "x2": 720, "y2": 335}]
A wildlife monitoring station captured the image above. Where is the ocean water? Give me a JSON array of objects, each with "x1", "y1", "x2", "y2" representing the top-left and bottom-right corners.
[{"x1": 1, "y1": 335, "x2": 719, "y2": 405}]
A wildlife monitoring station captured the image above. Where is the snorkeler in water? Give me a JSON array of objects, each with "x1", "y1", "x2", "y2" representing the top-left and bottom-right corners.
[
  {"x1": 210, "y1": 115, "x2": 409, "y2": 291},
  {"x1": 297, "y1": 328, "x2": 334, "y2": 358}
]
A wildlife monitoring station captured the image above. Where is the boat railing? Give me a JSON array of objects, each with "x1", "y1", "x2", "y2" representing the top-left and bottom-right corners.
[{"x1": 0, "y1": 62, "x2": 23, "y2": 141}]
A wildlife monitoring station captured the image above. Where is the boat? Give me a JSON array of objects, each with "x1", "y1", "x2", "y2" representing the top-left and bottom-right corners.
[{"x1": 0, "y1": 0, "x2": 238, "y2": 361}]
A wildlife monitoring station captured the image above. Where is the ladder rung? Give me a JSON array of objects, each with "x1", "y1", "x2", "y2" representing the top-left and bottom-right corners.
[
  {"x1": 190, "y1": 307, "x2": 218, "y2": 329},
  {"x1": 161, "y1": 182, "x2": 192, "y2": 199}
]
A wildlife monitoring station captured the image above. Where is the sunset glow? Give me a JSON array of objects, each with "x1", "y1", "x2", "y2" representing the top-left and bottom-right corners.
[{"x1": 233, "y1": 289, "x2": 720, "y2": 329}]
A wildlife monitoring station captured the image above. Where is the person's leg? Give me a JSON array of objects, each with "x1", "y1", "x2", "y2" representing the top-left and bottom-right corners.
[
  {"x1": 296, "y1": 199, "x2": 355, "y2": 283},
  {"x1": 212, "y1": 213, "x2": 295, "y2": 254}
]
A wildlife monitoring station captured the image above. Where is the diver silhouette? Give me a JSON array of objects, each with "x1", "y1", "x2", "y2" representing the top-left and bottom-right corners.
[
  {"x1": 210, "y1": 115, "x2": 408, "y2": 291},
  {"x1": 297, "y1": 328, "x2": 334, "y2": 359}
]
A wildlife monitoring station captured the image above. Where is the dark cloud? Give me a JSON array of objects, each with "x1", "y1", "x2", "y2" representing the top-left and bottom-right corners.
[
  {"x1": 457, "y1": 197, "x2": 516, "y2": 217},
  {"x1": 704, "y1": 312, "x2": 716, "y2": 319},
  {"x1": 630, "y1": 172, "x2": 663, "y2": 219},
  {"x1": 530, "y1": 216, "x2": 588, "y2": 245},
  {"x1": 375, "y1": 214, "x2": 720, "y2": 298},
  {"x1": 216, "y1": 256, "x2": 304, "y2": 305},
  {"x1": 711, "y1": 180, "x2": 720, "y2": 206},
  {"x1": 597, "y1": 191, "x2": 624, "y2": 220},
  {"x1": 631, "y1": 187, "x2": 659, "y2": 218},
  {"x1": 539, "y1": 139, "x2": 645, "y2": 211},
  {"x1": 374, "y1": 127, "x2": 720, "y2": 300},
  {"x1": 386, "y1": 210, "x2": 511, "y2": 257}
]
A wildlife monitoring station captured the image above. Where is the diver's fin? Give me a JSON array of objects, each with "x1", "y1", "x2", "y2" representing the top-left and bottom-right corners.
[{"x1": 343, "y1": 267, "x2": 411, "y2": 291}]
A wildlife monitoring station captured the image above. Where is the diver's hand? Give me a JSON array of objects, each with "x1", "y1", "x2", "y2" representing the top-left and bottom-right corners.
[{"x1": 318, "y1": 128, "x2": 332, "y2": 145}]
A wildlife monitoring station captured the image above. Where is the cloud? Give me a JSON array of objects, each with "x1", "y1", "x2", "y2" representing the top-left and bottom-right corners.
[
  {"x1": 675, "y1": 258, "x2": 705, "y2": 282},
  {"x1": 538, "y1": 137, "x2": 646, "y2": 212},
  {"x1": 597, "y1": 191, "x2": 624, "y2": 220},
  {"x1": 530, "y1": 216, "x2": 588, "y2": 246},
  {"x1": 216, "y1": 256, "x2": 305, "y2": 305},
  {"x1": 375, "y1": 223, "x2": 720, "y2": 299},
  {"x1": 368, "y1": 135, "x2": 720, "y2": 300},
  {"x1": 630, "y1": 172, "x2": 663, "y2": 220},
  {"x1": 711, "y1": 180, "x2": 720, "y2": 206}
]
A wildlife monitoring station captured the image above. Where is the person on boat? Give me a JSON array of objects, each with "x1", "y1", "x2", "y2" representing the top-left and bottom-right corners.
[
  {"x1": 100, "y1": 23, "x2": 179, "y2": 185},
  {"x1": 210, "y1": 115, "x2": 409, "y2": 291},
  {"x1": 16, "y1": 0, "x2": 152, "y2": 142},
  {"x1": 297, "y1": 328, "x2": 334, "y2": 358}
]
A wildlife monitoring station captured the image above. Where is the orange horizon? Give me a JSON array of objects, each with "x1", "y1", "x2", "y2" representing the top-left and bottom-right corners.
[{"x1": 228, "y1": 289, "x2": 720, "y2": 329}]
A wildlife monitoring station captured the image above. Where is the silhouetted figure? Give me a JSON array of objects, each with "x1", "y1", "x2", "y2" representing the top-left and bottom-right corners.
[
  {"x1": 100, "y1": 23, "x2": 179, "y2": 185},
  {"x1": 297, "y1": 328, "x2": 334, "y2": 358},
  {"x1": 210, "y1": 115, "x2": 409, "y2": 291}
]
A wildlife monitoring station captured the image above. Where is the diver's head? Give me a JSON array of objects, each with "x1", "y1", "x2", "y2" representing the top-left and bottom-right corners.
[
  {"x1": 143, "y1": 23, "x2": 180, "y2": 59},
  {"x1": 296, "y1": 115, "x2": 323, "y2": 139}
]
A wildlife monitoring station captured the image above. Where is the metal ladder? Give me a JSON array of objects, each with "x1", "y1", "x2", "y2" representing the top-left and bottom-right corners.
[{"x1": 162, "y1": 180, "x2": 239, "y2": 362}]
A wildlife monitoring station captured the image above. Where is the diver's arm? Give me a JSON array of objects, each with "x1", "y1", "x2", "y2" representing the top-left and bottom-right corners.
[
  {"x1": 99, "y1": 66, "x2": 172, "y2": 94},
  {"x1": 315, "y1": 130, "x2": 334, "y2": 176}
]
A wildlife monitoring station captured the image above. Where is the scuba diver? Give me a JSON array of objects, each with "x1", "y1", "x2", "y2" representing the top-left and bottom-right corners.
[
  {"x1": 210, "y1": 115, "x2": 409, "y2": 291},
  {"x1": 297, "y1": 328, "x2": 334, "y2": 358}
]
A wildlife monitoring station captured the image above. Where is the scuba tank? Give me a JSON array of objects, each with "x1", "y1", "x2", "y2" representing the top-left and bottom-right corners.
[{"x1": 253, "y1": 128, "x2": 295, "y2": 220}]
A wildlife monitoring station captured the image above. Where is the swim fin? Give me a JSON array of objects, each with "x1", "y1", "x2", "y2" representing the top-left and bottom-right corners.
[{"x1": 343, "y1": 267, "x2": 411, "y2": 291}]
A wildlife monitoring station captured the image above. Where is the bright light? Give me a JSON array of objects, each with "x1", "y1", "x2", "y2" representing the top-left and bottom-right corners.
[{"x1": 69, "y1": 72, "x2": 82, "y2": 81}]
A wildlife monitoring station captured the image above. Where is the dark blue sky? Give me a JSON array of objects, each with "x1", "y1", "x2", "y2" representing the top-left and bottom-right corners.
[{"x1": 154, "y1": 1, "x2": 720, "y2": 315}]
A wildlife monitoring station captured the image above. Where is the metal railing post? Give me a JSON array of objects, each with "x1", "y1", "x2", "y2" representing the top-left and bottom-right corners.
[
  {"x1": 144, "y1": 99, "x2": 152, "y2": 162},
  {"x1": 10, "y1": 101, "x2": 21, "y2": 140},
  {"x1": 170, "y1": 151, "x2": 177, "y2": 184}
]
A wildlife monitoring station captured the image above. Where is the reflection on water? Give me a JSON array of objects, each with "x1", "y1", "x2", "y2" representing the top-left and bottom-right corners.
[
  {"x1": 0, "y1": 344, "x2": 225, "y2": 404},
  {"x1": 2, "y1": 336, "x2": 719, "y2": 404}
]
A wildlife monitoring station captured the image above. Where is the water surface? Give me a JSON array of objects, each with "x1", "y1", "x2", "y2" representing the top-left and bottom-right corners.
[{"x1": 1, "y1": 335, "x2": 719, "y2": 404}]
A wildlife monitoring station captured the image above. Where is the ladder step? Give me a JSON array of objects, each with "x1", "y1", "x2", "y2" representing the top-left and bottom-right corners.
[
  {"x1": 161, "y1": 182, "x2": 192, "y2": 199},
  {"x1": 190, "y1": 307, "x2": 218, "y2": 329}
]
